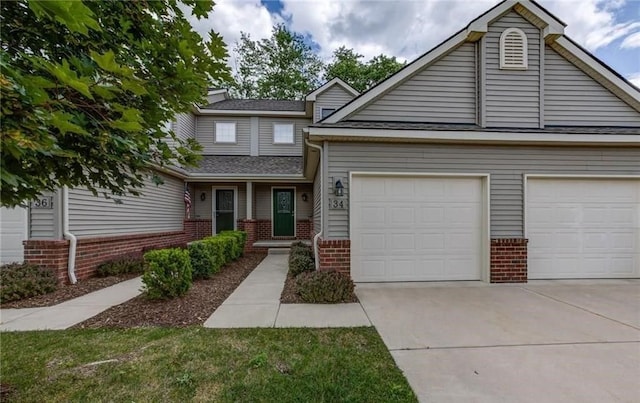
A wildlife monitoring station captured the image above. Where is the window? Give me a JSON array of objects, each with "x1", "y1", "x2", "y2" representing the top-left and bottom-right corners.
[
  {"x1": 215, "y1": 122, "x2": 236, "y2": 143},
  {"x1": 273, "y1": 123, "x2": 294, "y2": 144},
  {"x1": 500, "y1": 28, "x2": 528, "y2": 70},
  {"x1": 321, "y1": 108, "x2": 336, "y2": 119}
]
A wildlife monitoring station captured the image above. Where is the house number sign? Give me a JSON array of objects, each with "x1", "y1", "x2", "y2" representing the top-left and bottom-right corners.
[
  {"x1": 329, "y1": 198, "x2": 346, "y2": 209},
  {"x1": 31, "y1": 196, "x2": 54, "y2": 209}
]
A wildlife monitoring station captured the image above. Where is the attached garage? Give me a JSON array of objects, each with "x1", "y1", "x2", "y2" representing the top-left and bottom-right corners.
[
  {"x1": 526, "y1": 177, "x2": 640, "y2": 279},
  {"x1": 0, "y1": 207, "x2": 28, "y2": 265},
  {"x1": 350, "y1": 174, "x2": 488, "y2": 282}
]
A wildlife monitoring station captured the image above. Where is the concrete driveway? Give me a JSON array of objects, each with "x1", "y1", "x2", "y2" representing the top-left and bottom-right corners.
[{"x1": 356, "y1": 280, "x2": 640, "y2": 403}]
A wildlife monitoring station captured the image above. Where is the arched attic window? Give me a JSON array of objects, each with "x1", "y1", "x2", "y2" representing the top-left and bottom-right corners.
[{"x1": 500, "y1": 28, "x2": 528, "y2": 70}]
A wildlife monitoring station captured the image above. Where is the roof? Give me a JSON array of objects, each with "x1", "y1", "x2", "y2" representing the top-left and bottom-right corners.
[
  {"x1": 305, "y1": 78, "x2": 359, "y2": 101},
  {"x1": 186, "y1": 156, "x2": 303, "y2": 175},
  {"x1": 202, "y1": 99, "x2": 305, "y2": 112}
]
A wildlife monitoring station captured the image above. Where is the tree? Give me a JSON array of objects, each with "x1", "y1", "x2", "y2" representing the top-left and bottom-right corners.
[
  {"x1": 231, "y1": 24, "x2": 324, "y2": 99},
  {"x1": 325, "y1": 47, "x2": 405, "y2": 93},
  {"x1": 1, "y1": 0, "x2": 231, "y2": 207}
]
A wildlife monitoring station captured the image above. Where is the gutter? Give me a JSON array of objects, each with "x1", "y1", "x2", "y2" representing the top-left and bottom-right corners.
[
  {"x1": 62, "y1": 186, "x2": 77, "y2": 284},
  {"x1": 305, "y1": 139, "x2": 323, "y2": 270}
]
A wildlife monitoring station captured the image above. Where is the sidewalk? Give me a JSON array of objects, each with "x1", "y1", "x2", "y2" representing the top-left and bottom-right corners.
[
  {"x1": 204, "y1": 253, "x2": 371, "y2": 328},
  {"x1": 0, "y1": 277, "x2": 143, "y2": 331}
]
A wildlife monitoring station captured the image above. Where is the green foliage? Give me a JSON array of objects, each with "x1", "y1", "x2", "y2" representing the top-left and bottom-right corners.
[
  {"x1": 295, "y1": 271, "x2": 355, "y2": 303},
  {"x1": 187, "y1": 241, "x2": 219, "y2": 280},
  {"x1": 219, "y1": 230, "x2": 247, "y2": 259},
  {"x1": 0, "y1": 263, "x2": 58, "y2": 303},
  {"x1": 1, "y1": 0, "x2": 231, "y2": 207},
  {"x1": 142, "y1": 248, "x2": 192, "y2": 299},
  {"x1": 324, "y1": 46, "x2": 405, "y2": 93},
  {"x1": 96, "y1": 254, "x2": 144, "y2": 277},
  {"x1": 288, "y1": 243, "x2": 315, "y2": 277},
  {"x1": 198, "y1": 230, "x2": 246, "y2": 270},
  {"x1": 230, "y1": 24, "x2": 323, "y2": 99}
]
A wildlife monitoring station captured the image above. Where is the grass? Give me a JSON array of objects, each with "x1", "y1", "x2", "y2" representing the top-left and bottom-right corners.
[{"x1": 1, "y1": 327, "x2": 416, "y2": 402}]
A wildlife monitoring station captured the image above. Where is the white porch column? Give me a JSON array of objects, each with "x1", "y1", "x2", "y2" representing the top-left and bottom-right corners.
[{"x1": 246, "y1": 181, "x2": 253, "y2": 220}]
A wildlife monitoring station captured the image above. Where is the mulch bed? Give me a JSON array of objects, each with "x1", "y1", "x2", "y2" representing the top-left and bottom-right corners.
[
  {"x1": 73, "y1": 253, "x2": 266, "y2": 329},
  {"x1": 279, "y1": 273, "x2": 359, "y2": 304},
  {"x1": 1, "y1": 274, "x2": 139, "y2": 309}
]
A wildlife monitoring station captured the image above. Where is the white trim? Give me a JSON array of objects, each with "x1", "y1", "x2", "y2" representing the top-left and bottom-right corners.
[
  {"x1": 246, "y1": 181, "x2": 253, "y2": 220},
  {"x1": 307, "y1": 127, "x2": 640, "y2": 145},
  {"x1": 349, "y1": 171, "x2": 491, "y2": 282},
  {"x1": 212, "y1": 186, "x2": 238, "y2": 234},
  {"x1": 500, "y1": 27, "x2": 528, "y2": 70},
  {"x1": 271, "y1": 186, "x2": 296, "y2": 238},
  {"x1": 272, "y1": 122, "x2": 295, "y2": 145},
  {"x1": 306, "y1": 78, "x2": 359, "y2": 101},
  {"x1": 195, "y1": 107, "x2": 307, "y2": 117}
]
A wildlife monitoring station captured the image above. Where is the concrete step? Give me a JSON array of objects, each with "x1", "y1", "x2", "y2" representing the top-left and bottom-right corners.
[{"x1": 268, "y1": 248, "x2": 290, "y2": 255}]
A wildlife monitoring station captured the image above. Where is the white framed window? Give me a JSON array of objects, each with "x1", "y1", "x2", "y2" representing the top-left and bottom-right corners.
[
  {"x1": 273, "y1": 123, "x2": 294, "y2": 144},
  {"x1": 500, "y1": 27, "x2": 528, "y2": 70},
  {"x1": 215, "y1": 122, "x2": 236, "y2": 143},
  {"x1": 321, "y1": 108, "x2": 336, "y2": 119}
]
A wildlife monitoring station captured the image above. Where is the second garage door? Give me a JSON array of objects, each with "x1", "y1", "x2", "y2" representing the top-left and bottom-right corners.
[{"x1": 350, "y1": 175, "x2": 485, "y2": 282}]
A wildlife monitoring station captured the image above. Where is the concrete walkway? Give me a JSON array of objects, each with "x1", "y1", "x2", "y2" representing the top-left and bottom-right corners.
[
  {"x1": 204, "y1": 253, "x2": 371, "y2": 328},
  {"x1": 0, "y1": 277, "x2": 143, "y2": 331}
]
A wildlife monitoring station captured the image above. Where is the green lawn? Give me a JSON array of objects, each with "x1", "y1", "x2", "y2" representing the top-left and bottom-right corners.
[{"x1": 1, "y1": 327, "x2": 416, "y2": 402}]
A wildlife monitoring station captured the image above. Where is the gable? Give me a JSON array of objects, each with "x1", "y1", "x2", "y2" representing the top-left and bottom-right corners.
[
  {"x1": 314, "y1": 85, "x2": 357, "y2": 122},
  {"x1": 544, "y1": 46, "x2": 640, "y2": 126},
  {"x1": 348, "y1": 42, "x2": 477, "y2": 124}
]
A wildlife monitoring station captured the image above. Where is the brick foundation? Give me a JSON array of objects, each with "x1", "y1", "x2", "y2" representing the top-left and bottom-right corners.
[
  {"x1": 255, "y1": 219, "x2": 313, "y2": 241},
  {"x1": 490, "y1": 238, "x2": 528, "y2": 283},
  {"x1": 24, "y1": 231, "x2": 190, "y2": 284},
  {"x1": 317, "y1": 238, "x2": 351, "y2": 274},
  {"x1": 184, "y1": 219, "x2": 212, "y2": 241}
]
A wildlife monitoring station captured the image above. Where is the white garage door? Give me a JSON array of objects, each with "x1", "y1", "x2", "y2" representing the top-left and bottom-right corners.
[
  {"x1": 527, "y1": 178, "x2": 640, "y2": 279},
  {"x1": 1, "y1": 207, "x2": 28, "y2": 265},
  {"x1": 350, "y1": 175, "x2": 484, "y2": 282}
]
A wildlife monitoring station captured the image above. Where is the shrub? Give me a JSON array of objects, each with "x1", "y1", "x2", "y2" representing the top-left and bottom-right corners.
[
  {"x1": 218, "y1": 232, "x2": 242, "y2": 260},
  {"x1": 289, "y1": 253, "x2": 315, "y2": 277},
  {"x1": 96, "y1": 254, "x2": 144, "y2": 277},
  {"x1": 219, "y1": 230, "x2": 247, "y2": 258},
  {"x1": 188, "y1": 241, "x2": 220, "y2": 280},
  {"x1": 295, "y1": 271, "x2": 355, "y2": 303},
  {"x1": 142, "y1": 248, "x2": 192, "y2": 299},
  {"x1": 290, "y1": 241, "x2": 312, "y2": 256},
  {"x1": 0, "y1": 263, "x2": 58, "y2": 303},
  {"x1": 202, "y1": 236, "x2": 233, "y2": 266}
]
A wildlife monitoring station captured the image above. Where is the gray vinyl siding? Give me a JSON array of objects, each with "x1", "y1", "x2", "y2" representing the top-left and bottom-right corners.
[
  {"x1": 314, "y1": 86, "x2": 356, "y2": 122},
  {"x1": 313, "y1": 167, "x2": 321, "y2": 234},
  {"x1": 29, "y1": 191, "x2": 60, "y2": 239},
  {"x1": 254, "y1": 184, "x2": 313, "y2": 220},
  {"x1": 348, "y1": 43, "x2": 477, "y2": 123},
  {"x1": 327, "y1": 142, "x2": 640, "y2": 239},
  {"x1": 196, "y1": 117, "x2": 251, "y2": 155},
  {"x1": 192, "y1": 183, "x2": 247, "y2": 221},
  {"x1": 544, "y1": 46, "x2": 640, "y2": 126},
  {"x1": 176, "y1": 113, "x2": 196, "y2": 141},
  {"x1": 67, "y1": 173, "x2": 184, "y2": 238},
  {"x1": 485, "y1": 11, "x2": 540, "y2": 128},
  {"x1": 258, "y1": 118, "x2": 310, "y2": 156}
]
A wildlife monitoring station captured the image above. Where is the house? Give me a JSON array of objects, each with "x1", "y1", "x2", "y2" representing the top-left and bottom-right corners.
[{"x1": 10, "y1": 0, "x2": 639, "y2": 284}]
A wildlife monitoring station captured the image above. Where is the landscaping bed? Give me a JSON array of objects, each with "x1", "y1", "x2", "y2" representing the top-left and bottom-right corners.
[
  {"x1": 280, "y1": 273, "x2": 358, "y2": 304},
  {"x1": 74, "y1": 253, "x2": 266, "y2": 328}
]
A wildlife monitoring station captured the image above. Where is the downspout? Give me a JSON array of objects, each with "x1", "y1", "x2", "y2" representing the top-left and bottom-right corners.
[
  {"x1": 305, "y1": 139, "x2": 323, "y2": 270},
  {"x1": 62, "y1": 186, "x2": 77, "y2": 284}
]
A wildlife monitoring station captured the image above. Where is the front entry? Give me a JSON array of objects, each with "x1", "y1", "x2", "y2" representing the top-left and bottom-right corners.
[
  {"x1": 273, "y1": 189, "x2": 295, "y2": 237},
  {"x1": 214, "y1": 188, "x2": 235, "y2": 234}
]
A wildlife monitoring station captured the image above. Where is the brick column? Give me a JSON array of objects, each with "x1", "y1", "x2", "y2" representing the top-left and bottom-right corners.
[
  {"x1": 490, "y1": 238, "x2": 528, "y2": 283},
  {"x1": 241, "y1": 219, "x2": 258, "y2": 253},
  {"x1": 317, "y1": 238, "x2": 351, "y2": 275}
]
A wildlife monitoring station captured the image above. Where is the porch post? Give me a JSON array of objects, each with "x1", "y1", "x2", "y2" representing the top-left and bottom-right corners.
[{"x1": 246, "y1": 181, "x2": 253, "y2": 219}]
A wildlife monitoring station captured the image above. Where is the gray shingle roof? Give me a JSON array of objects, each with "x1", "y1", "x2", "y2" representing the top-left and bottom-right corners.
[
  {"x1": 312, "y1": 121, "x2": 640, "y2": 135},
  {"x1": 187, "y1": 156, "x2": 303, "y2": 175},
  {"x1": 202, "y1": 99, "x2": 305, "y2": 111}
]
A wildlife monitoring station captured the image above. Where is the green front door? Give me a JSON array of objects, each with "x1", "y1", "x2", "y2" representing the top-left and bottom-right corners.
[
  {"x1": 215, "y1": 189, "x2": 235, "y2": 234},
  {"x1": 273, "y1": 189, "x2": 295, "y2": 237}
]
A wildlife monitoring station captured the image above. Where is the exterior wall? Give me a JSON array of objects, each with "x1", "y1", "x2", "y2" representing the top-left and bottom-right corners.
[
  {"x1": 326, "y1": 142, "x2": 640, "y2": 238},
  {"x1": 313, "y1": 167, "x2": 321, "y2": 234},
  {"x1": 254, "y1": 219, "x2": 312, "y2": 240},
  {"x1": 254, "y1": 183, "x2": 313, "y2": 221},
  {"x1": 349, "y1": 43, "x2": 476, "y2": 123},
  {"x1": 29, "y1": 190, "x2": 60, "y2": 239},
  {"x1": 544, "y1": 46, "x2": 640, "y2": 126},
  {"x1": 192, "y1": 183, "x2": 247, "y2": 221},
  {"x1": 485, "y1": 11, "x2": 540, "y2": 128},
  {"x1": 184, "y1": 219, "x2": 212, "y2": 240},
  {"x1": 196, "y1": 116, "x2": 252, "y2": 155},
  {"x1": 317, "y1": 238, "x2": 350, "y2": 274},
  {"x1": 258, "y1": 117, "x2": 311, "y2": 156},
  {"x1": 67, "y1": 173, "x2": 184, "y2": 238},
  {"x1": 175, "y1": 113, "x2": 196, "y2": 141},
  {"x1": 314, "y1": 85, "x2": 356, "y2": 122},
  {"x1": 491, "y1": 238, "x2": 528, "y2": 283}
]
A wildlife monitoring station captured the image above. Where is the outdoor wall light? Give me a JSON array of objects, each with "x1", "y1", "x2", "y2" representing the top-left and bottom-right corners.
[
  {"x1": 334, "y1": 179, "x2": 344, "y2": 196},
  {"x1": 200, "y1": 192, "x2": 206, "y2": 201},
  {"x1": 301, "y1": 193, "x2": 308, "y2": 202}
]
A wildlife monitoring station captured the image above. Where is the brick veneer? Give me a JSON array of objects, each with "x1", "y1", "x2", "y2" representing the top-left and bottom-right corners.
[
  {"x1": 24, "y1": 231, "x2": 191, "y2": 284},
  {"x1": 317, "y1": 238, "x2": 351, "y2": 274},
  {"x1": 490, "y1": 238, "x2": 528, "y2": 283},
  {"x1": 184, "y1": 219, "x2": 212, "y2": 241},
  {"x1": 255, "y1": 219, "x2": 313, "y2": 241}
]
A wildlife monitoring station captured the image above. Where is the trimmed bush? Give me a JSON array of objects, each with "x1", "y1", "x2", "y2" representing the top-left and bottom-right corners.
[
  {"x1": 0, "y1": 263, "x2": 58, "y2": 303},
  {"x1": 219, "y1": 230, "x2": 247, "y2": 259},
  {"x1": 202, "y1": 236, "x2": 234, "y2": 265},
  {"x1": 295, "y1": 271, "x2": 355, "y2": 303},
  {"x1": 289, "y1": 253, "x2": 315, "y2": 277},
  {"x1": 188, "y1": 241, "x2": 220, "y2": 280},
  {"x1": 96, "y1": 254, "x2": 144, "y2": 277},
  {"x1": 142, "y1": 248, "x2": 192, "y2": 299},
  {"x1": 218, "y1": 232, "x2": 242, "y2": 260}
]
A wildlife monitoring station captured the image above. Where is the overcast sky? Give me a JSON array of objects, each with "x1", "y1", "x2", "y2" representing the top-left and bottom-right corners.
[{"x1": 188, "y1": 0, "x2": 640, "y2": 86}]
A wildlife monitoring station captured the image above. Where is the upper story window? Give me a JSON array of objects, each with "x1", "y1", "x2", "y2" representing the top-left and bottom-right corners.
[
  {"x1": 273, "y1": 123, "x2": 294, "y2": 144},
  {"x1": 321, "y1": 108, "x2": 336, "y2": 119},
  {"x1": 500, "y1": 28, "x2": 528, "y2": 70},
  {"x1": 215, "y1": 122, "x2": 236, "y2": 143}
]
